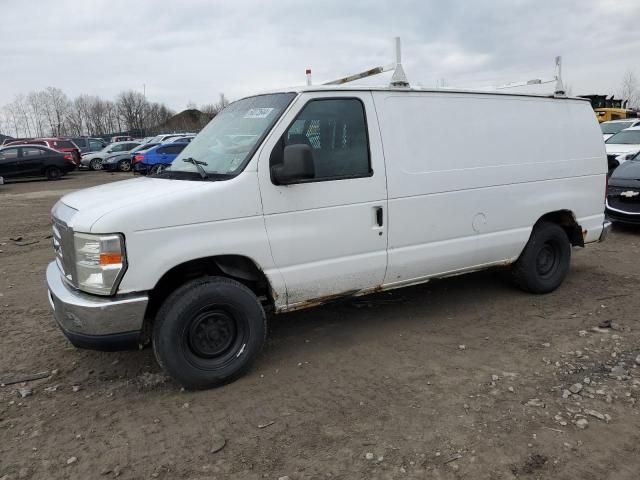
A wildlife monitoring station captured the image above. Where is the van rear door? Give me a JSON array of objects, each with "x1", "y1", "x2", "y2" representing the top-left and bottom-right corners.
[{"x1": 258, "y1": 92, "x2": 388, "y2": 309}]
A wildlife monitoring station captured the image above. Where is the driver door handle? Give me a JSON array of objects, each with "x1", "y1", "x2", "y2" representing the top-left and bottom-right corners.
[{"x1": 375, "y1": 206, "x2": 383, "y2": 227}]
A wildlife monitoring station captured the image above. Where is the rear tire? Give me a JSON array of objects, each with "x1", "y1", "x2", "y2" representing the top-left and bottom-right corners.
[
  {"x1": 152, "y1": 276, "x2": 267, "y2": 389},
  {"x1": 45, "y1": 166, "x2": 62, "y2": 181},
  {"x1": 90, "y1": 159, "x2": 103, "y2": 171},
  {"x1": 512, "y1": 221, "x2": 571, "y2": 294},
  {"x1": 149, "y1": 164, "x2": 166, "y2": 175}
]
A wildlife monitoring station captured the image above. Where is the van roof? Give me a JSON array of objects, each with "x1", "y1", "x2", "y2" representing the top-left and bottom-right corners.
[{"x1": 260, "y1": 84, "x2": 590, "y2": 102}]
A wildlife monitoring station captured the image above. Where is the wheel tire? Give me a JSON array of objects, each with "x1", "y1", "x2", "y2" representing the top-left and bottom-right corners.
[
  {"x1": 152, "y1": 276, "x2": 267, "y2": 389},
  {"x1": 512, "y1": 221, "x2": 571, "y2": 294},
  {"x1": 90, "y1": 159, "x2": 103, "y2": 171},
  {"x1": 45, "y1": 166, "x2": 62, "y2": 181},
  {"x1": 118, "y1": 159, "x2": 132, "y2": 172}
]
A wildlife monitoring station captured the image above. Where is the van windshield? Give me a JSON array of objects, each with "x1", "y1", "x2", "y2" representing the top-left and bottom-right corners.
[{"x1": 165, "y1": 93, "x2": 296, "y2": 178}]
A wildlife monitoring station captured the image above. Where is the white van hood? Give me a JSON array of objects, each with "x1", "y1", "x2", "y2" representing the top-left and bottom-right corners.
[
  {"x1": 59, "y1": 177, "x2": 208, "y2": 232},
  {"x1": 62, "y1": 177, "x2": 197, "y2": 212},
  {"x1": 57, "y1": 173, "x2": 261, "y2": 234}
]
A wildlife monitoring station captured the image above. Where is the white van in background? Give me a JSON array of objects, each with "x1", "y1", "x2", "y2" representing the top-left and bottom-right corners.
[{"x1": 47, "y1": 86, "x2": 609, "y2": 389}]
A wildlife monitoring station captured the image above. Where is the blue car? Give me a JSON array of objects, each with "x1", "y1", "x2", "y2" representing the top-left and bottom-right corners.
[{"x1": 133, "y1": 140, "x2": 189, "y2": 174}]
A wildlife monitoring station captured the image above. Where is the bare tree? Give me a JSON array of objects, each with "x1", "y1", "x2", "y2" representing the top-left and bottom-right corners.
[
  {"x1": 620, "y1": 70, "x2": 639, "y2": 108},
  {"x1": 116, "y1": 90, "x2": 147, "y2": 132},
  {"x1": 2, "y1": 102, "x2": 21, "y2": 137},
  {"x1": 26, "y1": 91, "x2": 48, "y2": 137},
  {"x1": 2, "y1": 86, "x2": 175, "y2": 138},
  {"x1": 42, "y1": 87, "x2": 70, "y2": 136},
  {"x1": 66, "y1": 95, "x2": 93, "y2": 136},
  {"x1": 201, "y1": 93, "x2": 230, "y2": 118}
]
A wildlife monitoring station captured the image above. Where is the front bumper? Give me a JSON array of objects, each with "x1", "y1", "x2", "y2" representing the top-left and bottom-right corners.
[
  {"x1": 102, "y1": 162, "x2": 120, "y2": 171},
  {"x1": 46, "y1": 262, "x2": 148, "y2": 351},
  {"x1": 79, "y1": 157, "x2": 94, "y2": 168},
  {"x1": 606, "y1": 200, "x2": 640, "y2": 225}
]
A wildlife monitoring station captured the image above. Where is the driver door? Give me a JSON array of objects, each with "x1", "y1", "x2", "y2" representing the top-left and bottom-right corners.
[{"x1": 258, "y1": 92, "x2": 388, "y2": 309}]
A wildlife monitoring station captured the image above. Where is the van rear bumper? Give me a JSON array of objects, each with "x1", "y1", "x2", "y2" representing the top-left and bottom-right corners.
[
  {"x1": 46, "y1": 262, "x2": 147, "y2": 351},
  {"x1": 599, "y1": 220, "x2": 613, "y2": 241}
]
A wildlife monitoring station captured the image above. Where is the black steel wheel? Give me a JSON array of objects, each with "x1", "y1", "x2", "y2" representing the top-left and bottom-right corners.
[
  {"x1": 512, "y1": 221, "x2": 571, "y2": 294},
  {"x1": 153, "y1": 276, "x2": 266, "y2": 389}
]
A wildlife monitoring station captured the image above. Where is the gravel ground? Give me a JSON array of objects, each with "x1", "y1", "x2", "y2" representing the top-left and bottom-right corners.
[{"x1": 1, "y1": 171, "x2": 639, "y2": 479}]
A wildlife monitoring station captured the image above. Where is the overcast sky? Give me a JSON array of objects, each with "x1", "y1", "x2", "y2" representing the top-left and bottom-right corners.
[{"x1": 1, "y1": 0, "x2": 639, "y2": 110}]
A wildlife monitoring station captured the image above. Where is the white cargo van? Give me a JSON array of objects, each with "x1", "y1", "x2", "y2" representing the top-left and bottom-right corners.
[{"x1": 47, "y1": 85, "x2": 610, "y2": 388}]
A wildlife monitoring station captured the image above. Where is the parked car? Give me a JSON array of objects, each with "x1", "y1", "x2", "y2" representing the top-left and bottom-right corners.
[
  {"x1": 606, "y1": 151, "x2": 640, "y2": 224},
  {"x1": 605, "y1": 126, "x2": 640, "y2": 171},
  {"x1": 81, "y1": 141, "x2": 141, "y2": 170},
  {"x1": 70, "y1": 137, "x2": 107, "y2": 154},
  {"x1": 148, "y1": 133, "x2": 197, "y2": 144},
  {"x1": 110, "y1": 135, "x2": 134, "y2": 143},
  {"x1": 0, "y1": 145, "x2": 75, "y2": 181},
  {"x1": 5, "y1": 138, "x2": 81, "y2": 165},
  {"x1": 133, "y1": 141, "x2": 188, "y2": 174},
  {"x1": 163, "y1": 135, "x2": 195, "y2": 144},
  {"x1": 102, "y1": 143, "x2": 155, "y2": 172},
  {"x1": 46, "y1": 87, "x2": 609, "y2": 390},
  {"x1": 600, "y1": 119, "x2": 640, "y2": 141}
]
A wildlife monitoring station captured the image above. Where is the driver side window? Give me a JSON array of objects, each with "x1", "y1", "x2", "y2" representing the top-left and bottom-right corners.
[{"x1": 272, "y1": 98, "x2": 371, "y2": 182}]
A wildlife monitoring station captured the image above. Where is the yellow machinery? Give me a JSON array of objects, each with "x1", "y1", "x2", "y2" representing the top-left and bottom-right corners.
[{"x1": 594, "y1": 108, "x2": 636, "y2": 123}]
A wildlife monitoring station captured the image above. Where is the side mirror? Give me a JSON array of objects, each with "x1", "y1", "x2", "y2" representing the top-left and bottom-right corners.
[{"x1": 271, "y1": 144, "x2": 315, "y2": 185}]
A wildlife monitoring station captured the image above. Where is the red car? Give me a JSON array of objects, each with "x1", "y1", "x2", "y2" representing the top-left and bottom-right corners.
[{"x1": 5, "y1": 138, "x2": 81, "y2": 165}]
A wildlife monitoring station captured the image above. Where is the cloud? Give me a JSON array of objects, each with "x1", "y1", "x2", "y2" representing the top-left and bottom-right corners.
[{"x1": 0, "y1": 0, "x2": 639, "y2": 110}]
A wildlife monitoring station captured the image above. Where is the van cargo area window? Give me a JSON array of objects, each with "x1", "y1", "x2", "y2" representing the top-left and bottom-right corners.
[{"x1": 271, "y1": 98, "x2": 371, "y2": 183}]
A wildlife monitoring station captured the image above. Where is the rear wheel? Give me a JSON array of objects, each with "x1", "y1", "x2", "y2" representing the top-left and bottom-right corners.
[
  {"x1": 512, "y1": 221, "x2": 571, "y2": 294},
  {"x1": 45, "y1": 166, "x2": 62, "y2": 181},
  {"x1": 90, "y1": 159, "x2": 103, "y2": 171},
  {"x1": 150, "y1": 164, "x2": 167, "y2": 175},
  {"x1": 152, "y1": 276, "x2": 267, "y2": 389},
  {"x1": 118, "y1": 159, "x2": 132, "y2": 172}
]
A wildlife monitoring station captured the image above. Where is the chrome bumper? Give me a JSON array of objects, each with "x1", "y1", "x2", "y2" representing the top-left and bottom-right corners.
[{"x1": 46, "y1": 262, "x2": 148, "y2": 349}]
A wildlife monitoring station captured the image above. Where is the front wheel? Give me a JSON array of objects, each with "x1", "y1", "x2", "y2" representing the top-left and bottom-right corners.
[
  {"x1": 118, "y1": 159, "x2": 131, "y2": 172},
  {"x1": 89, "y1": 159, "x2": 103, "y2": 171},
  {"x1": 152, "y1": 276, "x2": 267, "y2": 389},
  {"x1": 512, "y1": 221, "x2": 571, "y2": 294}
]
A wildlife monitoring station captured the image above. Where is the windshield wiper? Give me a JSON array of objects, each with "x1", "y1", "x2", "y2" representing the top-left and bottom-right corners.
[{"x1": 182, "y1": 157, "x2": 209, "y2": 179}]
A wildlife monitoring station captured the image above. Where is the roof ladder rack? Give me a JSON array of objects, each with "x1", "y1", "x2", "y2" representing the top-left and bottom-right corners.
[
  {"x1": 490, "y1": 56, "x2": 566, "y2": 97},
  {"x1": 322, "y1": 37, "x2": 410, "y2": 88}
]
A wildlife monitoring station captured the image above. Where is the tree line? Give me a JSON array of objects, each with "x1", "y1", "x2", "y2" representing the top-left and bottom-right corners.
[{"x1": 0, "y1": 88, "x2": 229, "y2": 139}]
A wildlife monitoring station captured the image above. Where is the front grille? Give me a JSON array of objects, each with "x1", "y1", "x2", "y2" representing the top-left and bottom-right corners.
[
  {"x1": 52, "y1": 215, "x2": 77, "y2": 286},
  {"x1": 607, "y1": 187, "x2": 640, "y2": 213},
  {"x1": 51, "y1": 201, "x2": 78, "y2": 285}
]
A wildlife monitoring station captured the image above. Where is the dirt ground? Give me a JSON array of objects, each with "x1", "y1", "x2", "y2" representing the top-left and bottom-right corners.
[{"x1": 1, "y1": 171, "x2": 639, "y2": 480}]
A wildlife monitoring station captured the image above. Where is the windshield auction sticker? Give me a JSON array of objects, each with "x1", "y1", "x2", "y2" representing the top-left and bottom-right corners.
[{"x1": 244, "y1": 108, "x2": 274, "y2": 119}]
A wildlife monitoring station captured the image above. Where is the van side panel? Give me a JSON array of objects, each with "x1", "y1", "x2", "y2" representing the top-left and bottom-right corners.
[{"x1": 373, "y1": 92, "x2": 606, "y2": 286}]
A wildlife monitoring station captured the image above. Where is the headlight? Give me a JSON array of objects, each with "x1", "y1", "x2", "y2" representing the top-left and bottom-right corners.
[{"x1": 73, "y1": 233, "x2": 126, "y2": 295}]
